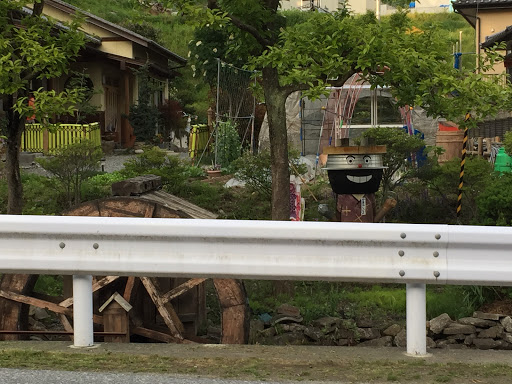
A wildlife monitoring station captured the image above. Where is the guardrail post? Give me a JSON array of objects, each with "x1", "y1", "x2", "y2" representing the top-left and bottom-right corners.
[
  {"x1": 72, "y1": 274, "x2": 94, "y2": 348},
  {"x1": 406, "y1": 283, "x2": 427, "y2": 356}
]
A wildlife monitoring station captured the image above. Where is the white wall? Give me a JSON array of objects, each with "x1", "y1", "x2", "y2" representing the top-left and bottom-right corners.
[{"x1": 280, "y1": 0, "x2": 451, "y2": 14}]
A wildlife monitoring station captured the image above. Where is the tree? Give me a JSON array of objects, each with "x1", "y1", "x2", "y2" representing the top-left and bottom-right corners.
[
  {"x1": 362, "y1": 126, "x2": 425, "y2": 203},
  {"x1": 0, "y1": 0, "x2": 86, "y2": 214},
  {"x1": 168, "y1": 2, "x2": 512, "y2": 220}
]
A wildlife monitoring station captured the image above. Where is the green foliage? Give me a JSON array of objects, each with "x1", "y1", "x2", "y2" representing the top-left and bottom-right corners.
[
  {"x1": 34, "y1": 275, "x2": 63, "y2": 296},
  {"x1": 21, "y1": 173, "x2": 65, "y2": 215},
  {"x1": 476, "y1": 173, "x2": 512, "y2": 226},
  {"x1": 381, "y1": 0, "x2": 411, "y2": 8},
  {"x1": 63, "y1": 70, "x2": 101, "y2": 124},
  {"x1": 391, "y1": 157, "x2": 494, "y2": 224},
  {"x1": 37, "y1": 140, "x2": 103, "y2": 207},
  {"x1": 128, "y1": 64, "x2": 162, "y2": 142},
  {"x1": 362, "y1": 127, "x2": 426, "y2": 200},
  {"x1": 216, "y1": 120, "x2": 241, "y2": 168},
  {"x1": 121, "y1": 146, "x2": 168, "y2": 176},
  {"x1": 81, "y1": 171, "x2": 126, "y2": 201},
  {"x1": 504, "y1": 131, "x2": 512, "y2": 156},
  {"x1": 231, "y1": 149, "x2": 306, "y2": 199}
]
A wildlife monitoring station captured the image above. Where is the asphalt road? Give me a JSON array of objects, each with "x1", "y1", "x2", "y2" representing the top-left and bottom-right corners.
[{"x1": 0, "y1": 368, "x2": 340, "y2": 384}]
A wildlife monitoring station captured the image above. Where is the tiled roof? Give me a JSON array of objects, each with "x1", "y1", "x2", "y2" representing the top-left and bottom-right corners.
[
  {"x1": 481, "y1": 25, "x2": 512, "y2": 48},
  {"x1": 453, "y1": 0, "x2": 512, "y2": 5},
  {"x1": 47, "y1": 0, "x2": 186, "y2": 65}
]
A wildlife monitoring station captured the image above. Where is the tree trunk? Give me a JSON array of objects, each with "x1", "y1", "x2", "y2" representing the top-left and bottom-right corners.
[
  {"x1": 5, "y1": 95, "x2": 24, "y2": 215},
  {"x1": 262, "y1": 67, "x2": 290, "y2": 221}
]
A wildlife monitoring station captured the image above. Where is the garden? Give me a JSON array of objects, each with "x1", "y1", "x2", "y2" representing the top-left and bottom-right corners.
[{"x1": 3, "y1": 125, "x2": 512, "y2": 346}]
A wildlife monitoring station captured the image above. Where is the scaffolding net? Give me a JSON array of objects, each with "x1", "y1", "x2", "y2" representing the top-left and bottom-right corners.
[{"x1": 215, "y1": 59, "x2": 256, "y2": 152}]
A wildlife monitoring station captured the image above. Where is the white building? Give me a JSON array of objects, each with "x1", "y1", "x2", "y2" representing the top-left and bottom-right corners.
[{"x1": 280, "y1": 0, "x2": 452, "y2": 14}]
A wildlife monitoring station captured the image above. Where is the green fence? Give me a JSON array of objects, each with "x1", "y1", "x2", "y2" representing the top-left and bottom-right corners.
[{"x1": 22, "y1": 123, "x2": 101, "y2": 153}]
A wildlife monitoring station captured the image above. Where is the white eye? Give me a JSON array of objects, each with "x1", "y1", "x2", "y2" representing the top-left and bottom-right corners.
[
  {"x1": 346, "y1": 156, "x2": 355, "y2": 164},
  {"x1": 363, "y1": 156, "x2": 371, "y2": 164}
]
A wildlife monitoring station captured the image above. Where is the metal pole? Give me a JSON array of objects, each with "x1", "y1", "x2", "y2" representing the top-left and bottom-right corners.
[
  {"x1": 376, "y1": 0, "x2": 381, "y2": 20},
  {"x1": 215, "y1": 58, "x2": 221, "y2": 166},
  {"x1": 406, "y1": 283, "x2": 427, "y2": 356},
  {"x1": 72, "y1": 274, "x2": 94, "y2": 348}
]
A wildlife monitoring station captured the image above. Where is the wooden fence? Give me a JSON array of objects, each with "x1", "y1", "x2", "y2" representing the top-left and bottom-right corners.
[
  {"x1": 188, "y1": 124, "x2": 210, "y2": 161},
  {"x1": 21, "y1": 123, "x2": 101, "y2": 154}
]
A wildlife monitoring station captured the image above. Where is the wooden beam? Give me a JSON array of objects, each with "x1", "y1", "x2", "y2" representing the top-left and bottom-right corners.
[
  {"x1": 140, "y1": 277, "x2": 184, "y2": 340},
  {"x1": 131, "y1": 326, "x2": 179, "y2": 343},
  {"x1": 123, "y1": 276, "x2": 136, "y2": 302},
  {"x1": 59, "y1": 314, "x2": 74, "y2": 341},
  {"x1": 161, "y1": 278, "x2": 207, "y2": 303},
  {"x1": 59, "y1": 276, "x2": 120, "y2": 308},
  {"x1": 0, "y1": 290, "x2": 72, "y2": 316}
]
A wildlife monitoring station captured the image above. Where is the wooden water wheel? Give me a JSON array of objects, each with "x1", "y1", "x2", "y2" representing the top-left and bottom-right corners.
[{"x1": 0, "y1": 176, "x2": 249, "y2": 344}]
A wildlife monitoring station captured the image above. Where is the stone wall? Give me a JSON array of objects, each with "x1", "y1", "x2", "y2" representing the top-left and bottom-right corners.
[{"x1": 251, "y1": 305, "x2": 512, "y2": 350}]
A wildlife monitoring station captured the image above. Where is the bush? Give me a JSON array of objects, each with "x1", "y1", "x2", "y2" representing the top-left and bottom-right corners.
[
  {"x1": 37, "y1": 140, "x2": 103, "y2": 207},
  {"x1": 476, "y1": 173, "x2": 512, "y2": 226},
  {"x1": 81, "y1": 171, "x2": 127, "y2": 201},
  {"x1": 231, "y1": 148, "x2": 306, "y2": 199}
]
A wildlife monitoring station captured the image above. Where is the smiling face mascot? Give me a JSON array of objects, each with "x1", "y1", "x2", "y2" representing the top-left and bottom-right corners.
[{"x1": 323, "y1": 146, "x2": 386, "y2": 222}]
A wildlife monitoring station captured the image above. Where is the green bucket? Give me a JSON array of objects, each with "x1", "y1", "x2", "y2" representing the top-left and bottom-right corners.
[{"x1": 494, "y1": 147, "x2": 512, "y2": 173}]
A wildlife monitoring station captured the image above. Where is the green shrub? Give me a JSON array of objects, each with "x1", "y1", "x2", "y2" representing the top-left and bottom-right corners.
[
  {"x1": 120, "y1": 146, "x2": 168, "y2": 176},
  {"x1": 37, "y1": 140, "x2": 103, "y2": 207},
  {"x1": 476, "y1": 173, "x2": 512, "y2": 226},
  {"x1": 81, "y1": 171, "x2": 126, "y2": 201},
  {"x1": 231, "y1": 148, "x2": 306, "y2": 199},
  {"x1": 21, "y1": 173, "x2": 66, "y2": 215}
]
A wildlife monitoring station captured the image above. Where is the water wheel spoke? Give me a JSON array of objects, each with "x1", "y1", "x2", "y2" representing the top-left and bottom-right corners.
[
  {"x1": 140, "y1": 277, "x2": 184, "y2": 340},
  {"x1": 0, "y1": 289, "x2": 71, "y2": 316},
  {"x1": 59, "y1": 314, "x2": 74, "y2": 341},
  {"x1": 59, "y1": 276, "x2": 120, "y2": 308},
  {"x1": 161, "y1": 278, "x2": 208, "y2": 303},
  {"x1": 123, "y1": 276, "x2": 136, "y2": 302}
]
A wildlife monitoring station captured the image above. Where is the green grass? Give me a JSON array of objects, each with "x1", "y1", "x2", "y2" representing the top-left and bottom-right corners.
[{"x1": 1, "y1": 348, "x2": 512, "y2": 383}]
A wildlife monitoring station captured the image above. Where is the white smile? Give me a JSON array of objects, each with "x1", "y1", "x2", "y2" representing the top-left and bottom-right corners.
[{"x1": 347, "y1": 175, "x2": 373, "y2": 183}]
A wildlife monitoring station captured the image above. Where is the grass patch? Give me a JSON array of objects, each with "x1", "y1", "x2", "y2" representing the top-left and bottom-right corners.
[{"x1": 2, "y1": 347, "x2": 512, "y2": 383}]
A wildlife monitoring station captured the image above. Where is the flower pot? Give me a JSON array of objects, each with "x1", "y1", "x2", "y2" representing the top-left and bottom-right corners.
[{"x1": 206, "y1": 170, "x2": 222, "y2": 178}]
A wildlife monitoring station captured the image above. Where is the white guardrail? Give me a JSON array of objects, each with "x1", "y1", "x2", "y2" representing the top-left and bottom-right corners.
[{"x1": 1, "y1": 215, "x2": 512, "y2": 355}]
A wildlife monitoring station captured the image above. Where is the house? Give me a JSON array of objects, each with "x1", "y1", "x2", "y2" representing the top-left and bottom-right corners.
[
  {"x1": 453, "y1": 0, "x2": 512, "y2": 140},
  {"x1": 33, "y1": 0, "x2": 186, "y2": 148},
  {"x1": 280, "y1": 0, "x2": 452, "y2": 14}
]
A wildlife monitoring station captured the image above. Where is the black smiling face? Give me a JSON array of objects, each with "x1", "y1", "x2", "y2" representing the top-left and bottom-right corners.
[
  {"x1": 325, "y1": 154, "x2": 384, "y2": 194},
  {"x1": 328, "y1": 168, "x2": 383, "y2": 194}
]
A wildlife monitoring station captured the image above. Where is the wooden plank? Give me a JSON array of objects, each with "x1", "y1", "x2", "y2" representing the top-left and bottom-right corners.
[
  {"x1": 131, "y1": 326, "x2": 182, "y2": 343},
  {"x1": 59, "y1": 315, "x2": 74, "y2": 341},
  {"x1": 140, "y1": 277, "x2": 184, "y2": 340},
  {"x1": 59, "y1": 276, "x2": 120, "y2": 308},
  {"x1": 161, "y1": 278, "x2": 207, "y2": 303},
  {"x1": 0, "y1": 290, "x2": 71, "y2": 316},
  {"x1": 123, "y1": 277, "x2": 136, "y2": 302}
]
